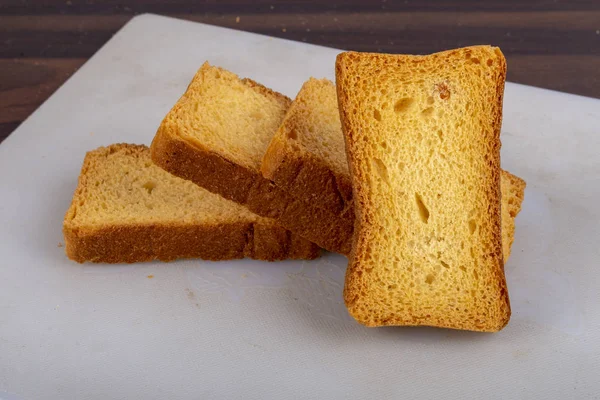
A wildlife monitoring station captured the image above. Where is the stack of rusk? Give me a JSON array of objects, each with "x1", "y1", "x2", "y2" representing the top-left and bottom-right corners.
[{"x1": 64, "y1": 46, "x2": 525, "y2": 332}]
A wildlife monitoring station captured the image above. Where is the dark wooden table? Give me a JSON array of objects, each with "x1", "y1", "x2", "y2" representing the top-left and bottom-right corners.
[{"x1": 1, "y1": 1, "x2": 599, "y2": 144}]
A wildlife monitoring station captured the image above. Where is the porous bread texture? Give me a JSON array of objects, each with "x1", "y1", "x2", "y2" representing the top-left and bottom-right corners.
[
  {"x1": 501, "y1": 171, "x2": 526, "y2": 261},
  {"x1": 171, "y1": 62, "x2": 291, "y2": 171},
  {"x1": 262, "y1": 78, "x2": 525, "y2": 261},
  {"x1": 262, "y1": 78, "x2": 353, "y2": 215},
  {"x1": 69, "y1": 145, "x2": 260, "y2": 226},
  {"x1": 281, "y1": 79, "x2": 349, "y2": 180},
  {"x1": 151, "y1": 63, "x2": 352, "y2": 254},
  {"x1": 337, "y1": 46, "x2": 510, "y2": 332},
  {"x1": 63, "y1": 144, "x2": 320, "y2": 263}
]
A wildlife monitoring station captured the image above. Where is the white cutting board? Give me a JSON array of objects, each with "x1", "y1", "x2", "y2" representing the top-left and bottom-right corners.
[{"x1": 1, "y1": 14, "x2": 599, "y2": 400}]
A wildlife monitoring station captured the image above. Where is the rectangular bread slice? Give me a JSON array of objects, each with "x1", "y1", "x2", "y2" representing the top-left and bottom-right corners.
[
  {"x1": 336, "y1": 46, "x2": 509, "y2": 332},
  {"x1": 63, "y1": 144, "x2": 320, "y2": 263},
  {"x1": 262, "y1": 78, "x2": 526, "y2": 260},
  {"x1": 150, "y1": 62, "x2": 354, "y2": 254}
]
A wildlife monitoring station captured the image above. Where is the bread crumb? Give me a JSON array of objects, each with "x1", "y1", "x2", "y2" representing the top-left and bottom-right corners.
[
  {"x1": 235, "y1": 16, "x2": 240, "y2": 23},
  {"x1": 282, "y1": 28, "x2": 287, "y2": 32},
  {"x1": 147, "y1": 275, "x2": 154, "y2": 279},
  {"x1": 57, "y1": 242, "x2": 63, "y2": 248}
]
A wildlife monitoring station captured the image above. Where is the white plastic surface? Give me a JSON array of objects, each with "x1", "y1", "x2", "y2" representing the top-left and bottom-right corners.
[{"x1": 1, "y1": 14, "x2": 599, "y2": 400}]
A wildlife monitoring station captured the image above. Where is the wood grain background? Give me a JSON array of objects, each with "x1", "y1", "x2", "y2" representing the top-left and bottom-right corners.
[{"x1": 1, "y1": 0, "x2": 599, "y2": 143}]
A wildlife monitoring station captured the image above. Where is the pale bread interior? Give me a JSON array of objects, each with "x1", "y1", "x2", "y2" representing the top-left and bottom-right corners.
[
  {"x1": 162, "y1": 62, "x2": 290, "y2": 171},
  {"x1": 337, "y1": 46, "x2": 510, "y2": 331},
  {"x1": 278, "y1": 78, "x2": 348, "y2": 178},
  {"x1": 64, "y1": 144, "x2": 263, "y2": 229}
]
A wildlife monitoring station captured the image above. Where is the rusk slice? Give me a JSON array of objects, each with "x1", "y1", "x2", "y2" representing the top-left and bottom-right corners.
[
  {"x1": 337, "y1": 46, "x2": 510, "y2": 331},
  {"x1": 63, "y1": 144, "x2": 320, "y2": 263}
]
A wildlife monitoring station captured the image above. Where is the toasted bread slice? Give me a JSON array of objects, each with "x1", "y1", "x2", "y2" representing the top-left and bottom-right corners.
[
  {"x1": 262, "y1": 78, "x2": 525, "y2": 260},
  {"x1": 63, "y1": 144, "x2": 320, "y2": 263},
  {"x1": 337, "y1": 46, "x2": 509, "y2": 331},
  {"x1": 151, "y1": 63, "x2": 353, "y2": 254}
]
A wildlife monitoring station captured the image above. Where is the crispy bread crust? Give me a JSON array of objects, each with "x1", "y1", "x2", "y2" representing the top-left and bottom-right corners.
[
  {"x1": 151, "y1": 126, "x2": 354, "y2": 254},
  {"x1": 336, "y1": 47, "x2": 510, "y2": 332},
  {"x1": 488, "y1": 47, "x2": 510, "y2": 330},
  {"x1": 63, "y1": 144, "x2": 320, "y2": 263},
  {"x1": 64, "y1": 221, "x2": 319, "y2": 263},
  {"x1": 261, "y1": 104, "x2": 354, "y2": 217}
]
